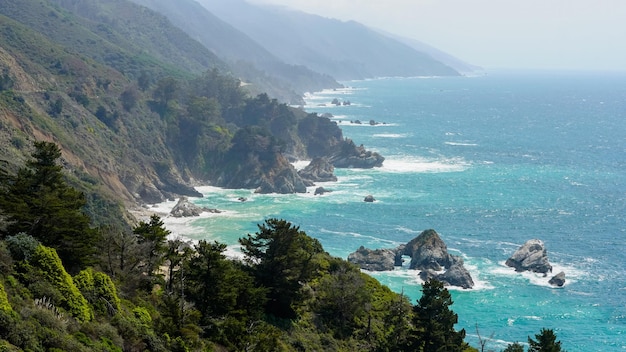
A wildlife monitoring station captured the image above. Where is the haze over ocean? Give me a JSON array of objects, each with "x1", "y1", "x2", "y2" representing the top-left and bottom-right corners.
[{"x1": 167, "y1": 71, "x2": 626, "y2": 351}]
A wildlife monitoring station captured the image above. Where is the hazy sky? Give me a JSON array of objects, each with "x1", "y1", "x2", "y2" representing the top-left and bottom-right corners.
[{"x1": 250, "y1": 0, "x2": 626, "y2": 71}]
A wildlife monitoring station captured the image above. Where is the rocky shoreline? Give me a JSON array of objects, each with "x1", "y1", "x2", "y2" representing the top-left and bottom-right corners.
[
  {"x1": 348, "y1": 232, "x2": 567, "y2": 289},
  {"x1": 348, "y1": 229, "x2": 475, "y2": 289}
]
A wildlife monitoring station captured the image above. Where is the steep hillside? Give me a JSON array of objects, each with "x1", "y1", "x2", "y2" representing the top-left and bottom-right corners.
[
  {"x1": 129, "y1": 0, "x2": 341, "y2": 103},
  {"x1": 197, "y1": 0, "x2": 459, "y2": 80},
  {"x1": 0, "y1": 0, "x2": 381, "y2": 223}
]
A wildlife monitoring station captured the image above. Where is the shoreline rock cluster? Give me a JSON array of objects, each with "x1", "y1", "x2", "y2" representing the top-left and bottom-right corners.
[
  {"x1": 348, "y1": 232, "x2": 567, "y2": 289},
  {"x1": 169, "y1": 197, "x2": 221, "y2": 218},
  {"x1": 505, "y1": 239, "x2": 566, "y2": 287},
  {"x1": 348, "y1": 229, "x2": 475, "y2": 289}
]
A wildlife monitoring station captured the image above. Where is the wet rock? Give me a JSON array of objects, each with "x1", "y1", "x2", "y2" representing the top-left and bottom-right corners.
[{"x1": 505, "y1": 239, "x2": 553, "y2": 274}]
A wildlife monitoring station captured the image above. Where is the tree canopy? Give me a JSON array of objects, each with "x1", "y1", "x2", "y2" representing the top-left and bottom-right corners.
[{"x1": 0, "y1": 141, "x2": 97, "y2": 271}]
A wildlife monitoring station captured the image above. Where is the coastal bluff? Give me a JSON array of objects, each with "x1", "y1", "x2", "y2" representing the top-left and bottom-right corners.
[{"x1": 348, "y1": 229, "x2": 475, "y2": 289}]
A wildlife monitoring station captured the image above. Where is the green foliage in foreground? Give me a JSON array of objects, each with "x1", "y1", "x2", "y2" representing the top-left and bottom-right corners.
[
  {"x1": 29, "y1": 245, "x2": 92, "y2": 322},
  {"x1": 0, "y1": 157, "x2": 567, "y2": 351}
]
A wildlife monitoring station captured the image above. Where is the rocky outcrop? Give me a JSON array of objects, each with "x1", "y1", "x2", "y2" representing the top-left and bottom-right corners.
[
  {"x1": 438, "y1": 260, "x2": 475, "y2": 289},
  {"x1": 298, "y1": 157, "x2": 337, "y2": 183},
  {"x1": 170, "y1": 197, "x2": 221, "y2": 217},
  {"x1": 314, "y1": 187, "x2": 330, "y2": 195},
  {"x1": 347, "y1": 246, "x2": 397, "y2": 271},
  {"x1": 549, "y1": 272, "x2": 566, "y2": 287},
  {"x1": 403, "y1": 229, "x2": 454, "y2": 271},
  {"x1": 505, "y1": 239, "x2": 553, "y2": 274},
  {"x1": 364, "y1": 195, "x2": 376, "y2": 202},
  {"x1": 215, "y1": 127, "x2": 308, "y2": 194},
  {"x1": 348, "y1": 229, "x2": 474, "y2": 289},
  {"x1": 330, "y1": 139, "x2": 384, "y2": 168}
]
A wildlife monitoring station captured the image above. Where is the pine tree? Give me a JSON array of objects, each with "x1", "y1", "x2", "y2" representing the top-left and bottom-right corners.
[
  {"x1": 528, "y1": 328, "x2": 564, "y2": 352},
  {"x1": 409, "y1": 279, "x2": 467, "y2": 352},
  {"x1": 0, "y1": 141, "x2": 97, "y2": 271},
  {"x1": 239, "y1": 218, "x2": 325, "y2": 319},
  {"x1": 133, "y1": 214, "x2": 170, "y2": 289}
]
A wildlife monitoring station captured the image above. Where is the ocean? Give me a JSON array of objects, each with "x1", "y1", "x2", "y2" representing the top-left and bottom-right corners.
[{"x1": 161, "y1": 70, "x2": 626, "y2": 351}]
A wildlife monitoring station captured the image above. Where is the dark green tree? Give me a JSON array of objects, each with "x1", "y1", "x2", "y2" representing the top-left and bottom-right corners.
[
  {"x1": 133, "y1": 214, "x2": 170, "y2": 289},
  {"x1": 0, "y1": 141, "x2": 97, "y2": 271},
  {"x1": 239, "y1": 218, "x2": 325, "y2": 319},
  {"x1": 184, "y1": 240, "x2": 266, "y2": 348},
  {"x1": 528, "y1": 328, "x2": 564, "y2": 352},
  {"x1": 409, "y1": 279, "x2": 467, "y2": 352},
  {"x1": 503, "y1": 342, "x2": 525, "y2": 352},
  {"x1": 313, "y1": 261, "x2": 370, "y2": 338}
]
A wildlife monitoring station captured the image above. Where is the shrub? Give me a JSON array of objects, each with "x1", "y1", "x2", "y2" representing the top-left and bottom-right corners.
[
  {"x1": 29, "y1": 245, "x2": 92, "y2": 321},
  {"x1": 5, "y1": 233, "x2": 39, "y2": 261},
  {"x1": 74, "y1": 268, "x2": 121, "y2": 315}
]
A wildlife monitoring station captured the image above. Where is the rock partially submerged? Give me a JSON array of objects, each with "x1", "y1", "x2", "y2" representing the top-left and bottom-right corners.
[
  {"x1": 298, "y1": 157, "x2": 337, "y2": 183},
  {"x1": 364, "y1": 195, "x2": 376, "y2": 202},
  {"x1": 549, "y1": 272, "x2": 566, "y2": 287},
  {"x1": 314, "y1": 187, "x2": 331, "y2": 195},
  {"x1": 170, "y1": 197, "x2": 221, "y2": 218},
  {"x1": 402, "y1": 229, "x2": 454, "y2": 271},
  {"x1": 505, "y1": 239, "x2": 553, "y2": 274},
  {"x1": 348, "y1": 246, "x2": 397, "y2": 271},
  {"x1": 347, "y1": 229, "x2": 474, "y2": 289},
  {"x1": 330, "y1": 139, "x2": 384, "y2": 168}
]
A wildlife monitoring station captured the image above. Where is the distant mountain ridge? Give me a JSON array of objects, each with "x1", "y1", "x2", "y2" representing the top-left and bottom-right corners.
[
  {"x1": 0, "y1": 0, "x2": 383, "y2": 217},
  {"x1": 128, "y1": 0, "x2": 341, "y2": 103},
  {"x1": 195, "y1": 0, "x2": 460, "y2": 80}
]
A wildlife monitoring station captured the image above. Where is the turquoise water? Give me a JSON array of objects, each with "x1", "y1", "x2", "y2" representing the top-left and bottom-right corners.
[{"x1": 178, "y1": 71, "x2": 626, "y2": 351}]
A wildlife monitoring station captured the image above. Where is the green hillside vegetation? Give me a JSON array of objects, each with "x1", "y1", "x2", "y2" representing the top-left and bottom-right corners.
[
  {"x1": 0, "y1": 0, "x2": 564, "y2": 350},
  {"x1": 0, "y1": 145, "x2": 564, "y2": 350},
  {"x1": 0, "y1": 0, "x2": 361, "y2": 217}
]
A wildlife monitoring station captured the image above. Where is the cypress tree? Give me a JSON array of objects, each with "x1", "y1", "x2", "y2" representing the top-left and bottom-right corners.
[
  {"x1": 409, "y1": 279, "x2": 467, "y2": 352},
  {"x1": 0, "y1": 141, "x2": 97, "y2": 271},
  {"x1": 528, "y1": 328, "x2": 565, "y2": 352}
]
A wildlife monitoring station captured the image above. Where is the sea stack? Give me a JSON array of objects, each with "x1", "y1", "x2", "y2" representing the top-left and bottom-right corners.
[{"x1": 505, "y1": 239, "x2": 553, "y2": 274}]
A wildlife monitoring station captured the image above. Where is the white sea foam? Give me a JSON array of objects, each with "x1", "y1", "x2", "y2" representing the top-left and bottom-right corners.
[
  {"x1": 372, "y1": 133, "x2": 409, "y2": 138},
  {"x1": 340, "y1": 122, "x2": 398, "y2": 127},
  {"x1": 445, "y1": 141, "x2": 478, "y2": 146},
  {"x1": 489, "y1": 261, "x2": 583, "y2": 288},
  {"x1": 378, "y1": 156, "x2": 469, "y2": 173}
]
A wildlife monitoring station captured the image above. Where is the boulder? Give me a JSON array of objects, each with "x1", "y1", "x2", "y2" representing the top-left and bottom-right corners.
[
  {"x1": 347, "y1": 229, "x2": 475, "y2": 289},
  {"x1": 505, "y1": 239, "x2": 553, "y2": 274},
  {"x1": 403, "y1": 229, "x2": 454, "y2": 271},
  {"x1": 298, "y1": 157, "x2": 337, "y2": 183},
  {"x1": 170, "y1": 197, "x2": 203, "y2": 217},
  {"x1": 330, "y1": 140, "x2": 384, "y2": 168},
  {"x1": 253, "y1": 167, "x2": 308, "y2": 194},
  {"x1": 549, "y1": 272, "x2": 566, "y2": 287},
  {"x1": 438, "y1": 260, "x2": 475, "y2": 289},
  {"x1": 364, "y1": 195, "x2": 376, "y2": 202},
  {"x1": 170, "y1": 197, "x2": 221, "y2": 217},
  {"x1": 347, "y1": 246, "x2": 397, "y2": 271},
  {"x1": 314, "y1": 187, "x2": 331, "y2": 195}
]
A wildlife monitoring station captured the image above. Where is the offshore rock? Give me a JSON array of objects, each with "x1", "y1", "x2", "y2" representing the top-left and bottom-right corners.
[
  {"x1": 348, "y1": 246, "x2": 397, "y2": 271},
  {"x1": 549, "y1": 272, "x2": 566, "y2": 287},
  {"x1": 505, "y1": 239, "x2": 553, "y2": 274},
  {"x1": 438, "y1": 259, "x2": 475, "y2": 289},
  {"x1": 403, "y1": 229, "x2": 455, "y2": 271},
  {"x1": 364, "y1": 195, "x2": 376, "y2": 202},
  {"x1": 330, "y1": 139, "x2": 384, "y2": 168},
  {"x1": 314, "y1": 187, "x2": 330, "y2": 195},
  {"x1": 298, "y1": 157, "x2": 337, "y2": 183},
  {"x1": 348, "y1": 229, "x2": 474, "y2": 289},
  {"x1": 169, "y1": 197, "x2": 221, "y2": 217}
]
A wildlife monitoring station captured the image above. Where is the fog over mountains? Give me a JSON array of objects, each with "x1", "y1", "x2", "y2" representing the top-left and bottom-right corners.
[{"x1": 193, "y1": 0, "x2": 461, "y2": 81}]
